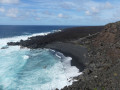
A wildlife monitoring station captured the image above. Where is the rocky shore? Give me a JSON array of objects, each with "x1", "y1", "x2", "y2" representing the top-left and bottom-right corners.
[
  {"x1": 45, "y1": 42, "x2": 88, "y2": 71},
  {"x1": 7, "y1": 22, "x2": 120, "y2": 90},
  {"x1": 7, "y1": 26, "x2": 103, "y2": 73},
  {"x1": 62, "y1": 21, "x2": 120, "y2": 90},
  {"x1": 7, "y1": 26, "x2": 103, "y2": 48}
]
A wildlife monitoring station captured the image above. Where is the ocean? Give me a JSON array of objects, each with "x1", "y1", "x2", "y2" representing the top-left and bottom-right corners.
[{"x1": 0, "y1": 25, "x2": 81, "y2": 90}]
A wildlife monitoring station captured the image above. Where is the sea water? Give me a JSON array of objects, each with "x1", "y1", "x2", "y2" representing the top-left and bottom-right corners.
[{"x1": 0, "y1": 25, "x2": 81, "y2": 90}]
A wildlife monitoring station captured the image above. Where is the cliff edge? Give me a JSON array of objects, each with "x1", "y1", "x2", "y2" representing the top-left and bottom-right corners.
[{"x1": 62, "y1": 21, "x2": 120, "y2": 90}]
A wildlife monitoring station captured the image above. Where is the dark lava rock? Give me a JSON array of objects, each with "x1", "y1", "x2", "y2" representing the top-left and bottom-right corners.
[
  {"x1": 61, "y1": 21, "x2": 120, "y2": 90},
  {"x1": 1, "y1": 46, "x2": 9, "y2": 49},
  {"x1": 7, "y1": 26, "x2": 103, "y2": 49},
  {"x1": 7, "y1": 42, "x2": 20, "y2": 46}
]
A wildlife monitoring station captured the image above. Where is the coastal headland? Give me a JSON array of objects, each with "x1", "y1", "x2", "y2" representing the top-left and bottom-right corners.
[
  {"x1": 7, "y1": 26, "x2": 103, "y2": 72},
  {"x1": 8, "y1": 22, "x2": 120, "y2": 90}
]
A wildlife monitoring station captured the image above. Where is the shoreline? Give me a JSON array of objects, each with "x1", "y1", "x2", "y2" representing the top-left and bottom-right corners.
[
  {"x1": 7, "y1": 26, "x2": 103, "y2": 72},
  {"x1": 7, "y1": 25, "x2": 106, "y2": 90},
  {"x1": 45, "y1": 42, "x2": 88, "y2": 72},
  {"x1": 48, "y1": 48, "x2": 82, "y2": 89}
]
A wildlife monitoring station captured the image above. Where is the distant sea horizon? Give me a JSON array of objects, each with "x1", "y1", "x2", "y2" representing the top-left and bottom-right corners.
[{"x1": 0, "y1": 25, "x2": 77, "y2": 38}]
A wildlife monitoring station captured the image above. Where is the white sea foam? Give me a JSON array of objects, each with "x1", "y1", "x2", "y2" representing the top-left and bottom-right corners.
[
  {"x1": 50, "y1": 49, "x2": 55, "y2": 52},
  {"x1": 55, "y1": 54, "x2": 62, "y2": 59},
  {"x1": 31, "y1": 32, "x2": 51, "y2": 37},
  {"x1": 0, "y1": 32, "x2": 50, "y2": 48},
  {"x1": 0, "y1": 30, "x2": 82, "y2": 90},
  {"x1": 23, "y1": 32, "x2": 31, "y2": 35},
  {"x1": 52, "y1": 29, "x2": 61, "y2": 33},
  {"x1": 0, "y1": 45, "x2": 29, "y2": 90},
  {"x1": 23, "y1": 55, "x2": 29, "y2": 60},
  {"x1": 55, "y1": 51, "x2": 82, "y2": 86}
]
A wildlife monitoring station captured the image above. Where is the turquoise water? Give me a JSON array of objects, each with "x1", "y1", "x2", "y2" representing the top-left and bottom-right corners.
[{"x1": 0, "y1": 33, "x2": 81, "y2": 90}]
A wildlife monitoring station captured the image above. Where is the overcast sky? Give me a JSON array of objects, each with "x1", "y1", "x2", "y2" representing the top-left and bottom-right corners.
[{"x1": 0, "y1": 0, "x2": 120, "y2": 25}]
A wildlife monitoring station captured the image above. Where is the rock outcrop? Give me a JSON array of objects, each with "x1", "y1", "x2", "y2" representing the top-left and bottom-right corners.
[{"x1": 62, "y1": 21, "x2": 120, "y2": 90}]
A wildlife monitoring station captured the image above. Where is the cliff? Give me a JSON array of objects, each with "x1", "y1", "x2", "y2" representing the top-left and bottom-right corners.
[{"x1": 62, "y1": 21, "x2": 120, "y2": 90}]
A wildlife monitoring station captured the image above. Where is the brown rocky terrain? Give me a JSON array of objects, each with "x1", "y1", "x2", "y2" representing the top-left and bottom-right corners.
[{"x1": 62, "y1": 21, "x2": 120, "y2": 90}]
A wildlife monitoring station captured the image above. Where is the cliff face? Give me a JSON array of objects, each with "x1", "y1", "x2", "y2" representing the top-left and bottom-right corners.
[
  {"x1": 94, "y1": 21, "x2": 120, "y2": 46},
  {"x1": 92, "y1": 21, "x2": 120, "y2": 60},
  {"x1": 62, "y1": 21, "x2": 120, "y2": 90}
]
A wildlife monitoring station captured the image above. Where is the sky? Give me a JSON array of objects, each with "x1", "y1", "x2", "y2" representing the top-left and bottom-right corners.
[{"x1": 0, "y1": 0, "x2": 120, "y2": 25}]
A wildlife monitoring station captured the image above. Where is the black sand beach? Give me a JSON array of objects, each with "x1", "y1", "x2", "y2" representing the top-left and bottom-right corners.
[{"x1": 45, "y1": 42, "x2": 88, "y2": 71}]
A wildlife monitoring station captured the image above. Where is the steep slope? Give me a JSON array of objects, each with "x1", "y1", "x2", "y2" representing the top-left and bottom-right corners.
[{"x1": 62, "y1": 21, "x2": 120, "y2": 90}]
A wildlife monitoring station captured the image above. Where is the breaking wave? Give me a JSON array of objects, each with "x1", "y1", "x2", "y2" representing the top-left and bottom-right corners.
[{"x1": 0, "y1": 31, "x2": 81, "y2": 90}]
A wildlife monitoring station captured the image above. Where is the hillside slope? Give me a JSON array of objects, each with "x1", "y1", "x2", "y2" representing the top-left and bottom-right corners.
[{"x1": 62, "y1": 21, "x2": 120, "y2": 90}]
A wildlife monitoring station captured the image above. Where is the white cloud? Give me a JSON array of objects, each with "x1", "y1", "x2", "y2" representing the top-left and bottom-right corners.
[
  {"x1": 85, "y1": 10, "x2": 91, "y2": 15},
  {"x1": 60, "y1": 0, "x2": 113, "y2": 18},
  {"x1": 42, "y1": 11, "x2": 53, "y2": 15},
  {"x1": 58, "y1": 13, "x2": 69, "y2": 18},
  {"x1": 91, "y1": 7, "x2": 99, "y2": 13},
  {"x1": 61, "y1": 1, "x2": 76, "y2": 9},
  {"x1": 0, "y1": 0, "x2": 118, "y2": 25},
  {"x1": 85, "y1": 7, "x2": 99, "y2": 16},
  {"x1": 0, "y1": 7, "x2": 5, "y2": 13},
  {"x1": 58, "y1": 13, "x2": 63, "y2": 18},
  {"x1": 104, "y1": 2, "x2": 113, "y2": 9},
  {"x1": 6, "y1": 8, "x2": 18, "y2": 18},
  {"x1": 35, "y1": 17, "x2": 41, "y2": 20},
  {"x1": 0, "y1": 0, "x2": 19, "y2": 4}
]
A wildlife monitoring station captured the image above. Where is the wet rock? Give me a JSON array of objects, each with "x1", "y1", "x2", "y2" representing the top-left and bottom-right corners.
[
  {"x1": 1, "y1": 46, "x2": 9, "y2": 49},
  {"x1": 7, "y1": 42, "x2": 20, "y2": 46}
]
